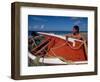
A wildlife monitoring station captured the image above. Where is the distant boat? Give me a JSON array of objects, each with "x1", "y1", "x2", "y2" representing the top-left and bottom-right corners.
[{"x1": 28, "y1": 32, "x2": 87, "y2": 65}]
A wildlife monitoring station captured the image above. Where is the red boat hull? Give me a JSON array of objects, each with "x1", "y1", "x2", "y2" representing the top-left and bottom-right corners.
[{"x1": 43, "y1": 34, "x2": 87, "y2": 62}]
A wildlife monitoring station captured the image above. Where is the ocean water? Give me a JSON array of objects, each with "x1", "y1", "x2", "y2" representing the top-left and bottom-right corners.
[{"x1": 28, "y1": 31, "x2": 87, "y2": 36}]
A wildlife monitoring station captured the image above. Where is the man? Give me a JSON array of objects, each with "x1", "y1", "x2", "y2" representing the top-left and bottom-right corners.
[{"x1": 65, "y1": 25, "x2": 84, "y2": 40}]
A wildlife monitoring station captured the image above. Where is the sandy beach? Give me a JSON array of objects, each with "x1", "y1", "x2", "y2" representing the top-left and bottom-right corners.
[{"x1": 80, "y1": 32, "x2": 87, "y2": 41}]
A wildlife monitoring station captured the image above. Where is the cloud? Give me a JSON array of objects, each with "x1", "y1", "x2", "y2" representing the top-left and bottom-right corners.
[
  {"x1": 29, "y1": 25, "x2": 39, "y2": 30},
  {"x1": 40, "y1": 25, "x2": 45, "y2": 29},
  {"x1": 33, "y1": 25, "x2": 39, "y2": 29},
  {"x1": 74, "y1": 20, "x2": 81, "y2": 25},
  {"x1": 29, "y1": 24, "x2": 45, "y2": 31},
  {"x1": 31, "y1": 17, "x2": 47, "y2": 22},
  {"x1": 70, "y1": 17, "x2": 82, "y2": 25}
]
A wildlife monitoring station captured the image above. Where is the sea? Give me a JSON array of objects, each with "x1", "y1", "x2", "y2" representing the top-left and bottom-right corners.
[{"x1": 28, "y1": 31, "x2": 87, "y2": 36}]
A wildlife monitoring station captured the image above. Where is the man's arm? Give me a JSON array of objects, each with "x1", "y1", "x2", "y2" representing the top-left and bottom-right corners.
[{"x1": 64, "y1": 34, "x2": 72, "y2": 40}]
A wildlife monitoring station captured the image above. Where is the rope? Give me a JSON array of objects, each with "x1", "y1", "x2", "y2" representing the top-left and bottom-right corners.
[{"x1": 66, "y1": 41, "x2": 84, "y2": 50}]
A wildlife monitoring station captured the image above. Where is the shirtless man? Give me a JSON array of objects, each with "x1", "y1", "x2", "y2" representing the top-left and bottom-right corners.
[{"x1": 65, "y1": 25, "x2": 84, "y2": 40}]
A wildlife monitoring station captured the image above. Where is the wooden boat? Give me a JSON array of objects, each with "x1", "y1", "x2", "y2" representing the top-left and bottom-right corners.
[{"x1": 28, "y1": 32, "x2": 87, "y2": 65}]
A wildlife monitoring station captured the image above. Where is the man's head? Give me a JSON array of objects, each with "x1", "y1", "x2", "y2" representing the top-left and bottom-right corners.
[{"x1": 72, "y1": 25, "x2": 79, "y2": 34}]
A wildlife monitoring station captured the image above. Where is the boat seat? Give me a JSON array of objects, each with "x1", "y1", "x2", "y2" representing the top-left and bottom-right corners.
[{"x1": 31, "y1": 37, "x2": 51, "y2": 56}]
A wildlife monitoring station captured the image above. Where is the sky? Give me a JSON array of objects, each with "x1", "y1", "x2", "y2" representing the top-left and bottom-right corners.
[{"x1": 28, "y1": 15, "x2": 88, "y2": 31}]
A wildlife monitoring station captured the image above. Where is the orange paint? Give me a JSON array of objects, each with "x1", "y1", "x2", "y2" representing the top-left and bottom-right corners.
[{"x1": 43, "y1": 34, "x2": 87, "y2": 61}]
